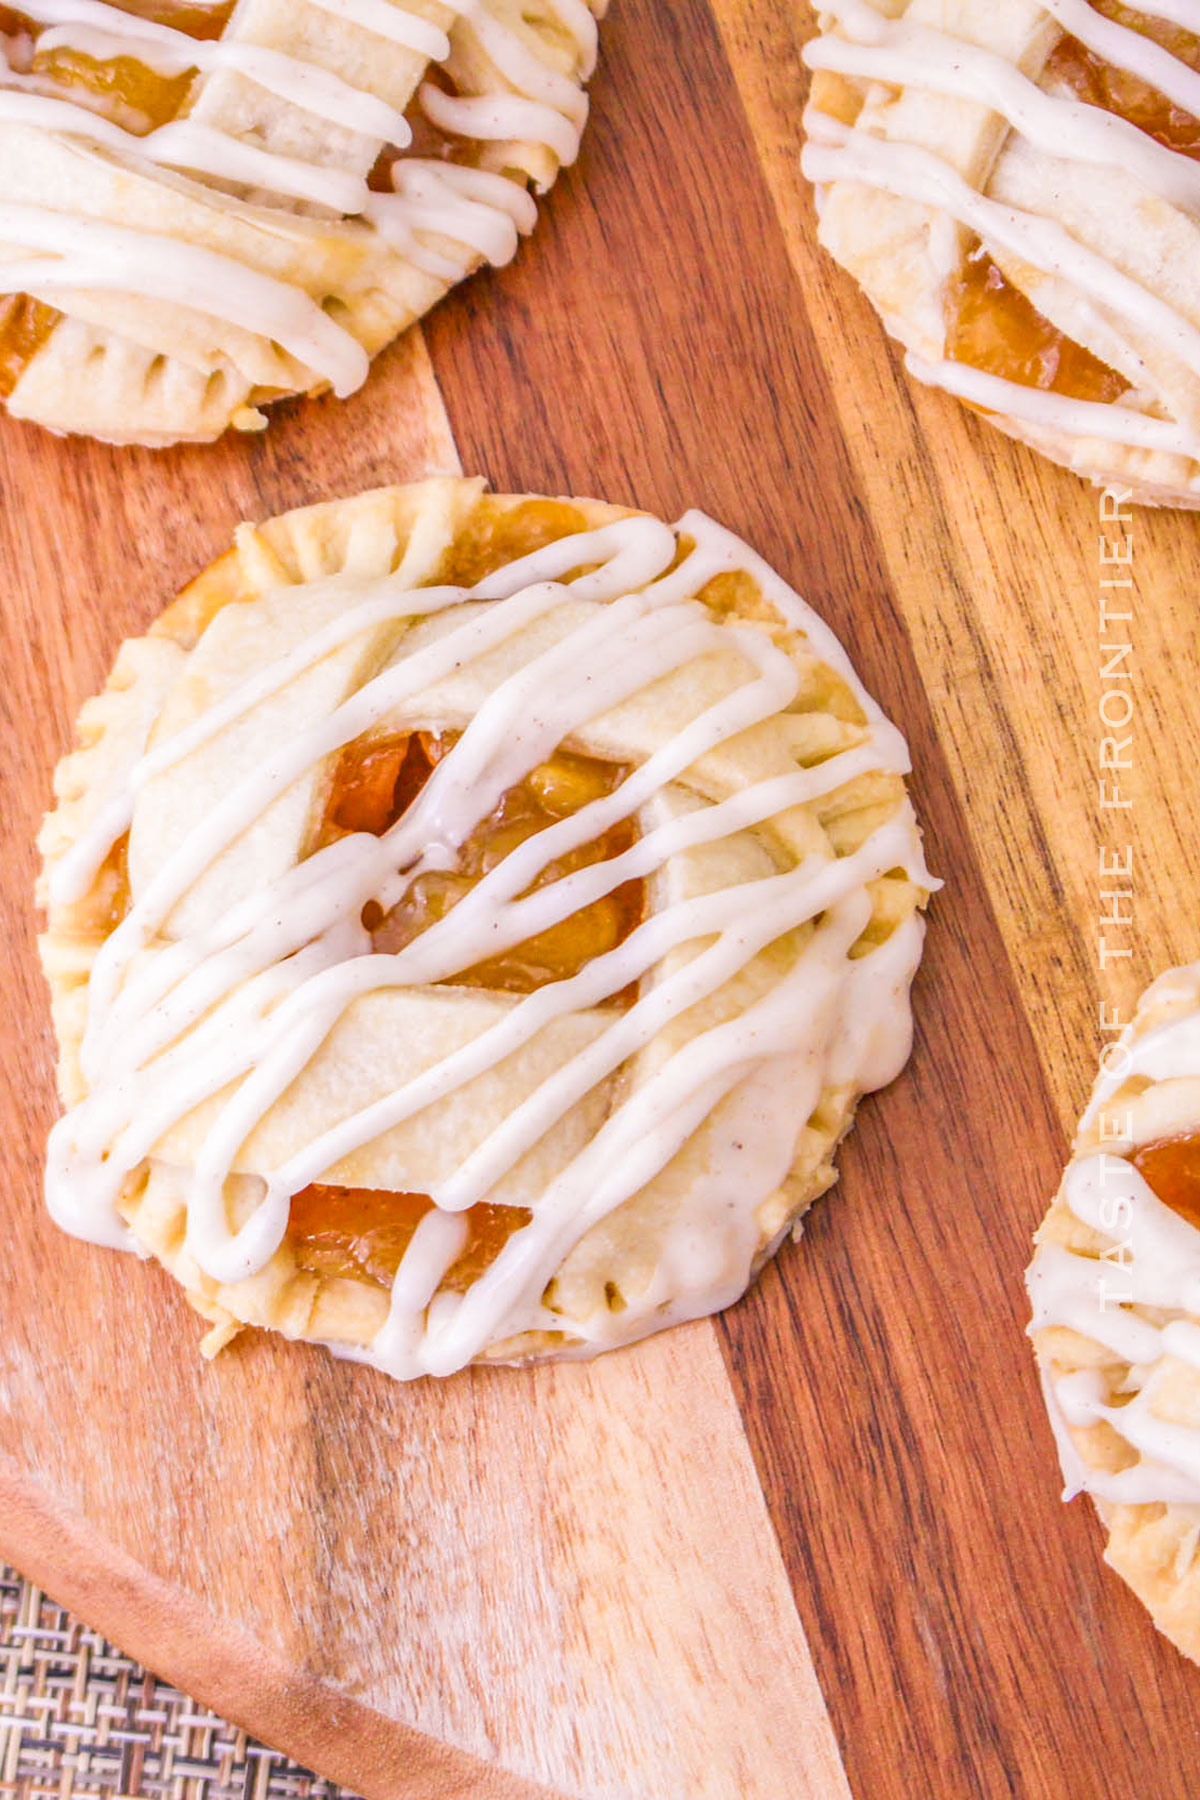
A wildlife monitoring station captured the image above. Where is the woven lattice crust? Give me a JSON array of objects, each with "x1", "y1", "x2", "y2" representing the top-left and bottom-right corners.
[
  {"x1": 40, "y1": 477, "x2": 931, "y2": 1373},
  {"x1": 804, "y1": 0, "x2": 1200, "y2": 505},
  {"x1": 0, "y1": 1, "x2": 605, "y2": 444}
]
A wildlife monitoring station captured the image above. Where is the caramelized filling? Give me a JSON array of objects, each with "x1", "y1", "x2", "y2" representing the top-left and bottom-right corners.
[
  {"x1": 32, "y1": 46, "x2": 198, "y2": 134},
  {"x1": 288, "y1": 1182, "x2": 529, "y2": 1290},
  {"x1": 324, "y1": 729, "x2": 644, "y2": 994},
  {"x1": 105, "y1": 0, "x2": 233, "y2": 35},
  {"x1": 435, "y1": 497, "x2": 591, "y2": 587},
  {"x1": 0, "y1": 293, "x2": 60, "y2": 397},
  {"x1": 95, "y1": 832, "x2": 132, "y2": 931},
  {"x1": 947, "y1": 3, "x2": 1200, "y2": 402},
  {"x1": 948, "y1": 246, "x2": 1131, "y2": 404},
  {"x1": 1131, "y1": 1129, "x2": 1200, "y2": 1231},
  {"x1": 0, "y1": 0, "x2": 234, "y2": 389},
  {"x1": 6, "y1": 0, "x2": 232, "y2": 135},
  {"x1": 1048, "y1": 1, "x2": 1200, "y2": 161}
]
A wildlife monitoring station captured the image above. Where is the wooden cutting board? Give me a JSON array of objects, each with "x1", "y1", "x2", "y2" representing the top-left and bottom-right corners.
[{"x1": 4, "y1": 3, "x2": 1200, "y2": 1795}]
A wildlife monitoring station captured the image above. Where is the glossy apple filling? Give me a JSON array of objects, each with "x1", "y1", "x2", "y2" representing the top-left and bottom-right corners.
[
  {"x1": 947, "y1": 247, "x2": 1131, "y2": 405},
  {"x1": 288, "y1": 1181, "x2": 530, "y2": 1291},
  {"x1": 323, "y1": 728, "x2": 644, "y2": 995},
  {"x1": 1131, "y1": 1129, "x2": 1200, "y2": 1232},
  {"x1": 295, "y1": 715, "x2": 644, "y2": 1289},
  {"x1": 1048, "y1": 1, "x2": 1200, "y2": 162}
]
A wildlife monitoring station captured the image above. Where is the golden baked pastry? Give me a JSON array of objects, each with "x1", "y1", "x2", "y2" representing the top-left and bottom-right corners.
[
  {"x1": 39, "y1": 477, "x2": 935, "y2": 1379},
  {"x1": 0, "y1": 0, "x2": 604, "y2": 445},
  {"x1": 803, "y1": 0, "x2": 1200, "y2": 505},
  {"x1": 1029, "y1": 962, "x2": 1200, "y2": 1661}
]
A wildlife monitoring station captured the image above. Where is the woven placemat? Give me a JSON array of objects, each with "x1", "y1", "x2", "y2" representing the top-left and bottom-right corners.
[{"x1": 0, "y1": 1568, "x2": 359, "y2": 1800}]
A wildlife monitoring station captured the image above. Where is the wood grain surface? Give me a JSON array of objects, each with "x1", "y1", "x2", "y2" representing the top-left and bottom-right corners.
[{"x1": 3, "y1": 2, "x2": 1200, "y2": 1795}]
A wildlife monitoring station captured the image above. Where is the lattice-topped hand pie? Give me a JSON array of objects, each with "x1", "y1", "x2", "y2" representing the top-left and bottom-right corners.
[
  {"x1": 803, "y1": 0, "x2": 1200, "y2": 505},
  {"x1": 39, "y1": 477, "x2": 934, "y2": 1379},
  {"x1": 1029, "y1": 962, "x2": 1200, "y2": 1662},
  {"x1": 0, "y1": 0, "x2": 603, "y2": 445}
]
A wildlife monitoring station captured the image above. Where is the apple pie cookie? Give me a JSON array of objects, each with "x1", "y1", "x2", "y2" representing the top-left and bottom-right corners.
[
  {"x1": 39, "y1": 477, "x2": 935, "y2": 1379},
  {"x1": 1029, "y1": 961, "x2": 1200, "y2": 1662},
  {"x1": 0, "y1": 0, "x2": 604, "y2": 445},
  {"x1": 803, "y1": 0, "x2": 1200, "y2": 505}
]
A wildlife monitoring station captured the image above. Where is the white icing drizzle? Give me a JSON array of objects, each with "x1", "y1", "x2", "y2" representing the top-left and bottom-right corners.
[
  {"x1": 1029, "y1": 969, "x2": 1200, "y2": 1505},
  {"x1": 417, "y1": 83, "x2": 582, "y2": 171},
  {"x1": 0, "y1": 200, "x2": 370, "y2": 393},
  {"x1": 805, "y1": 127, "x2": 1200, "y2": 374},
  {"x1": 45, "y1": 508, "x2": 932, "y2": 1377},
  {"x1": 1041, "y1": 0, "x2": 1200, "y2": 121},
  {"x1": 0, "y1": 71, "x2": 370, "y2": 211},
  {"x1": 0, "y1": 0, "x2": 602, "y2": 404},
  {"x1": 541, "y1": 0, "x2": 604, "y2": 79},
  {"x1": 905, "y1": 353, "x2": 1200, "y2": 462},
  {"x1": 365, "y1": 161, "x2": 537, "y2": 281},
  {"x1": 1086, "y1": 999, "x2": 1200, "y2": 1123},
  {"x1": 803, "y1": 0, "x2": 1200, "y2": 470},
  {"x1": 1124, "y1": 0, "x2": 1200, "y2": 31},
  {"x1": 306, "y1": 0, "x2": 452, "y2": 62},
  {"x1": 465, "y1": 7, "x2": 588, "y2": 126}
]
